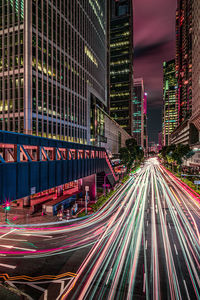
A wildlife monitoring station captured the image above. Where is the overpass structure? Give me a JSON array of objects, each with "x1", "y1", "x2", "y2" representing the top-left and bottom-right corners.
[{"x1": 0, "y1": 131, "x2": 118, "y2": 203}]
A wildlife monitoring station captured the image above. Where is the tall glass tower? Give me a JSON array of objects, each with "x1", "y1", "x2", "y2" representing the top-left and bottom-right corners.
[
  {"x1": 109, "y1": 0, "x2": 134, "y2": 136},
  {"x1": 190, "y1": 0, "x2": 200, "y2": 144},
  {"x1": 162, "y1": 60, "x2": 178, "y2": 146},
  {"x1": 0, "y1": 0, "x2": 107, "y2": 144},
  {"x1": 133, "y1": 78, "x2": 144, "y2": 148},
  {"x1": 176, "y1": 0, "x2": 192, "y2": 125}
]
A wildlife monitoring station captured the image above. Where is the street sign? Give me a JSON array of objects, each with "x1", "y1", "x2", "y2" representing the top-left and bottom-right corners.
[
  {"x1": 30, "y1": 187, "x2": 36, "y2": 195},
  {"x1": 194, "y1": 181, "x2": 200, "y2": 185}
]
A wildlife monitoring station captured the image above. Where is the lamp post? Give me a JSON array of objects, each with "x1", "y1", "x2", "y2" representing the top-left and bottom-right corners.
[{"x1": 85, "y1": 186, "x2": 89, "y2": 215}]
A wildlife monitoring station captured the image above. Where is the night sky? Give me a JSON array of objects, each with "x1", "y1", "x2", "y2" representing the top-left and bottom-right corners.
[{"x1": 134, "y1": 0, "x2": 177, "y2": 143}]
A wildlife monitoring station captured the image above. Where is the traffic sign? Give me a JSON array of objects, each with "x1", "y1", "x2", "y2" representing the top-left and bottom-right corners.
[{"x1": 194, "y1": 181, "x2": 200, "y2": 185}]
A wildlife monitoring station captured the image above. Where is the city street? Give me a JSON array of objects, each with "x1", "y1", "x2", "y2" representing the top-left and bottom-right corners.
[{"x1": 0, "y1": 159, "x2": 199, "y2": 299}]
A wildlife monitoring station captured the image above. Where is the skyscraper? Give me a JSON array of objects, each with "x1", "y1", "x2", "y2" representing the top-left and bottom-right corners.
[
  {"x1": 109, "y1": 0, "x2": 134, "y2": 136},
  {"x1": 190, "y1": 0, "x2": 200, "y2": 144},
  {"x1": 176, "y1": 0, "x2": 192, "y2": 125},
  {"x1": 0, "y1": 0, "x2": 107, "y2": 144},
  {"x1": 162, "y1": 60, "x2": 178, "y2": 146},
  {"x1": 143, "y1": 91, "x2": 148, "y2": 152},
  {"x1": 133, "y1": 78, "x2": 144, "y2": 148}
]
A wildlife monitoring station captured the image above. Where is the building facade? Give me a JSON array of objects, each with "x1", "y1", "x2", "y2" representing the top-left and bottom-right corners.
[
  {"x1": 109, "y1": 0, "x2": 134, "y2": 136},
  {"x1": 144, "y1": 92, "x2": 148, "y2": 151},
  {"x1": 172, "y1": 0, "x2": 200, "y2": 149},
  {"x1": 190, "y1": 0, "x2": 200, "y2": 145},
  {"x1": 162, "y1": 60, "x2": 178, "y2": 146},
  {"x1": 133, "y1": 78, "x2": 144, "y2": 148},
  {"x1": 0, "y1": 0, "x2": 107, "y2": 144},
  {"x1": 158, "y1": 131, "x2": 162, "y2": 151},
  {"x1": 176, "y1": 0, "x2": 192, "y2": 125},
  {"x1": 102, "y1": 110, "x2": 131, "y2": 156},
  {"x1": 90, "y1": 104, "x2": 131, "y2": 155}
]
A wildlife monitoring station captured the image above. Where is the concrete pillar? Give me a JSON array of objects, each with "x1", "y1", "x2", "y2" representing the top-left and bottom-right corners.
[{"x1": 79, "y1": 174, "x2": 96, "y2": 202}]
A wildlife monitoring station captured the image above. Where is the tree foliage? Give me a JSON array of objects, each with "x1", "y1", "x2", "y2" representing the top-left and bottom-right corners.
[
  {"x1": 119, "y1": 138, "x2": 144, "y2": 170},
  {"x1": 161, "y1": 143, "x2": 194, "y2": 166}
]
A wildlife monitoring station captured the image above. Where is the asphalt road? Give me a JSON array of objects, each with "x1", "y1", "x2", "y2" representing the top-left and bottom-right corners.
[{"x1": 0, "y1": 158, "x2": 199, "y2": 300}]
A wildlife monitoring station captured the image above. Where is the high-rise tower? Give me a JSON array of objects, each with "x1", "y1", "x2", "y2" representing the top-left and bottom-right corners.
[
  {"x1": 133, "y1": 78, "x2": 144, "y2": 148},
  {"x1": 190, "y1": 0, "x2": 200, "y2": 144},
  {"x1": 176, "y1": 0, "x2": 192, "y2": 125},
  {"x1": 162, "y1": 60, "x2": 178, "y2": 146},
  {"x1": 0, "y1": 0, "x2": 107, "y2": 144},
  {"x1": 108, "y1": 0, "x2": 134, "y2": 136}
]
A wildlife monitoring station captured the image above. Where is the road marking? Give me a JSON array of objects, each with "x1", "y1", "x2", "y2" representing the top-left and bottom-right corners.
[
  {"x1": 147, "y1": 220, "x2": 148, "y2": 227},
  {"x1": 60, "y1": 280, "x2": 65, "y2": 293},
  {"x1": 44, "y1": 290, "x2": 48, "y2": 300},
  {"x1": 0, "y1": 229, "x2": 17, "y2": 239},
  {"x1": 145, "y1": 240, "x2": 148, "y2": 250},
  {"x1": 143, "y1": 273, "x2": 146, "y2": 293},
  {"x1": 0, "y1": 245, "x2": 36, "y2": 252},
  {"x1": 5, "y1": 280, "x2": 16, "y2": 288},
  {"x1": 174, "y1": 244, "x2": 178, "y2": 255},
  {"x1": 183, "y1": 280, "x2": 190, "y2": 300},
  {"x1": 27, "y1": 283, "x2": 45, "y2": 292},
  {"x1": 106, "y1": 268, "x2": 112, "y2": 285},
  {"x1": 10, "y1": 279, "x2": 72, "y2": 285},
  {"x1": 168, "y1": 223, "x2": 171, "y2": 230},
  {"x1": 0, "y1": 263, "x2": 16, "y2": 269}
]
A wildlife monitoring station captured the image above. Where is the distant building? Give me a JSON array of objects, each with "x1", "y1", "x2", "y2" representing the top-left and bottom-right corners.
[
  {"x1": 148, "y1": 142, "x2": 158, "y2": 154},
  {"x1": 109, "y1": 0, "x2": 134, "y2": 136},
  {"x1": 162, "y1": 60, "x2": 178, "y2": 146},
  {"x1": 97, "y1": 107, "x2": 132, "y2": 156},
  {"x1": 143, "y1": 92, "x2": 148, "y2": 152},
  {"x1": 0, "y1": 0, "x2": 107, "y2": 145},
  {"x1": 133, "y1": 78, "x2": 144, "y2": 148},
  {"x1": 158, "y1": 131, "x2": 163, "y2": 151}
]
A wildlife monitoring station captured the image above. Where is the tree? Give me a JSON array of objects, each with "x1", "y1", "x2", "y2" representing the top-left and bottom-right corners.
[
  {"x1": 119, "y1": 147, "x2": 130, "y2": 167},
  {"x1": 119, "y1": 138, "x2": 144, "y2": 171},
  {"x1": 161, "y1": 143, "x2": 194, "y2": 173}
]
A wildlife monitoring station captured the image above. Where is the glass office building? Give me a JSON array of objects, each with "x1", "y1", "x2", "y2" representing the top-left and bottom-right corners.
[
  {"x1": 190, "y1": 0, "x2": 200, "y2": 143},
  {"x1": 162, "y1": 60, "x2": 178, "y2": 146},
  {"x1": 133, "y1": 78, "x2": 145, "y2": 148},
  {"x1": 0, "y1": 0, "x2": 107, "y2": 144},
  {"x1": 109, "y1": 0, "x2": 134, "y2": 136},
  {"x1": 176, "y1": 0, "x2": 192, "y2": 125}
]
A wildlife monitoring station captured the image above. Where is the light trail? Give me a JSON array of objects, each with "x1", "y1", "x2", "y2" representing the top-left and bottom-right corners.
[{"x1": 0, "y1": 158, "x2": 199, "y2": 300}]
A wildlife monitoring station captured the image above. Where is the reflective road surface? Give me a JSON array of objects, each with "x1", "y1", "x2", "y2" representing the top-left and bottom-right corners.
[{"x1": 0, "y1": 158, "x2": 199, "y2": 300}]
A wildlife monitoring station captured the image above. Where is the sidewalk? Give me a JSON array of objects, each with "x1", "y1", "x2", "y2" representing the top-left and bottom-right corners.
[
  {"x1": 0, "y1": 204, "x2": 85, "y2": 226},
  {"x1": 0, "y1": 210, "x2": 58, "y2": 225}
]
